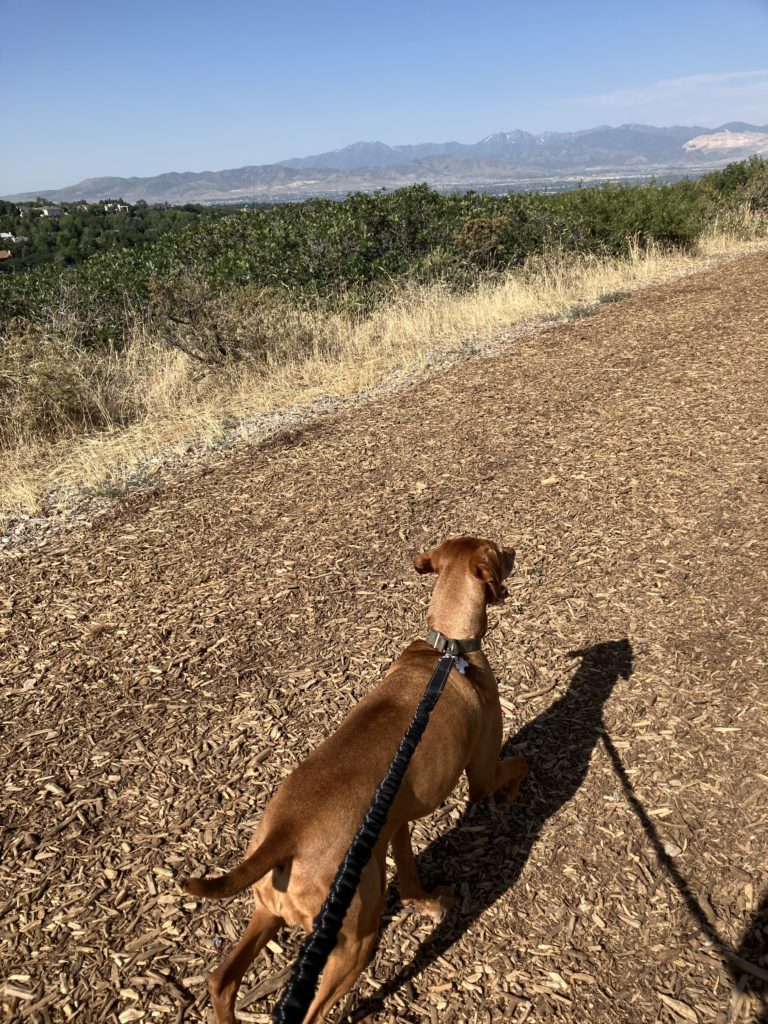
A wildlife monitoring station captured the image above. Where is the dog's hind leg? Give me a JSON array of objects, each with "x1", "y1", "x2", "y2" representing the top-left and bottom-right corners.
[
  {"x1": 391, "y1": 823, "x2": 454, "y2": 921},
  {"x1": 300, "y1": 863, "x2": 382, "y2": 1023},
  {"x1": 300, "y1": 930, "x2": 378, "y2": 1024},
  {"x1": 208, "y1": 903, "x2": 282, "y2": 1024}
]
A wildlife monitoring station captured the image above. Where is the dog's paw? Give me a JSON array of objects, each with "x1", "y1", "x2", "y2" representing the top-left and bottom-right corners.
[
  {"x1": 403, "y1": 886, "x2": 456, "y2": 922},
  {"x1": 491, "y1": 780, "x2": 524, "y2": 811},
  {"x1": 491, "y1": 757, "x2": 528, "y2": 811}
]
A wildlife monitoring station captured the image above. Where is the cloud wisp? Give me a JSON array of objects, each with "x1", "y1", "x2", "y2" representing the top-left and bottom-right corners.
[{"x1": 565, "y1": 69, "x2": 768, "y2": 126}]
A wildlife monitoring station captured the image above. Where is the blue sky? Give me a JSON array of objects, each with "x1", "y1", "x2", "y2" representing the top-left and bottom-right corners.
[{"x1": 3, "y1": 0, "x2": 768, "y2": 194}]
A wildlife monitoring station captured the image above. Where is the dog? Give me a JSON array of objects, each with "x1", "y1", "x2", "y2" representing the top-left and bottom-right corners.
[{"x1": 184, "y1": 536, "x2": 528, "y2": 1023}]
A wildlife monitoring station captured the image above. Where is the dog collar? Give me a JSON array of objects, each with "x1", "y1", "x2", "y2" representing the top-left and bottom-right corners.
[{"x1": 425, "y1": 627, "x2": 482, "y2": 656}]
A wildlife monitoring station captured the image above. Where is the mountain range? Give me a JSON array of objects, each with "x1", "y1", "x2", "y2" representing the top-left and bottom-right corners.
[{"x1": 7, "y1": 123, "x2": 768, "y2": 205}]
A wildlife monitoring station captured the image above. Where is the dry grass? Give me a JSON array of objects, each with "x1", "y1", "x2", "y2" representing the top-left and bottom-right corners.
[{"x1": 1, "y1": 220, "x2": 766, "y2": 525}]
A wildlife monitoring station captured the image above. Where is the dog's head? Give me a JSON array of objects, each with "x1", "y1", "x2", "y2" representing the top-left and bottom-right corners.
[{"x1": 413, "y1": 536, "x2": 515, "y2": 606}]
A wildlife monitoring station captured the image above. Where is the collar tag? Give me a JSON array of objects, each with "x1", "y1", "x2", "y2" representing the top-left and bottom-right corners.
[
  {"x1": 455, "y1": 656, "x2": 469, "y2": 675},
  {"x1": 425, "y1": 628, "x2": 480, "y2": 661}
]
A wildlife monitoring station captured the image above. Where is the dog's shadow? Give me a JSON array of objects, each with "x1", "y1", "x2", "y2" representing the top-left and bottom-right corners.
[{"x1": 352, "y1": 638, "x2": 633, "y2": 1019}]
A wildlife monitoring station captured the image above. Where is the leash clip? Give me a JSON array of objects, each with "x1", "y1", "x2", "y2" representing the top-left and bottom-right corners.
[
  {"x1": 442, "y1": 638, "x2": 468, "y2": 675},
  {"x1": 425, "y1": 629, "x2": 474, "y2": 674}
]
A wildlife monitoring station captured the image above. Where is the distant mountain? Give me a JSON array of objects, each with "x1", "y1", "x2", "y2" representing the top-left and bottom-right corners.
[
  {"x1": 280, "y1": 139, "x2": 474, "y2": 169},
  {"x1": 6, "y1": 123, "x2": 768, "y2": 205},
  {"x1": 279, "y1": 124, "x2": 720, "y2": 171}
]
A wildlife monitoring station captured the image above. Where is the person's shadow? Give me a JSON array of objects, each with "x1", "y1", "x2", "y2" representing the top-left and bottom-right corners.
[
  {"x1": 351, "y1": 638, "x2": 634, "y2": 1019},
  {"x1": 736, "y1": 890, "x2": 768, "y2": 1022},
  {"x1": 600, "y1": 722, "x2": 768, "y2": 1023}
]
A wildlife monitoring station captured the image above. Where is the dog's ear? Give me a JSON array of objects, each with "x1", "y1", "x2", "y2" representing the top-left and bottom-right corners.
[
  {"x1": 474, "y1": 545, "x2": 512, "y2": 602},
  {"x1": 413, "y1": 550, "x2": 436, "y2": 574}
]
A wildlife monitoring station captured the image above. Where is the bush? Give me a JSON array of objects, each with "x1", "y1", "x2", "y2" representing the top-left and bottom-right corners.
[{"x1": 148, "y1": 275, "x2": 323, "y2": 366}]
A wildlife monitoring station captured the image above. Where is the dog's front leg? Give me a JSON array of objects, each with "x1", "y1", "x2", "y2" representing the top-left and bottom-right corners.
[
  {"x1": 391, "y1": 824, "x2": 455, "y2": 921},
  {"x1": 466, "y1": 753, "x2": 528, "y2": 806}
]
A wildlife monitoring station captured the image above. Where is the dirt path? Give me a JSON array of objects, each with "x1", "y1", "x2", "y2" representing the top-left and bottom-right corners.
[{"x1": 2, "y1": 254, "x2": 767, "y2": 1024}]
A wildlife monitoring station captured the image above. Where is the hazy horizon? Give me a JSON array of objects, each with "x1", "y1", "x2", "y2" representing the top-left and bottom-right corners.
[
  {"x1": 5, "y1": 0, "x2": 768, "y2": 195},
  {"x1": 8, "y1": 116, "x2": 768, "y2": 196}
]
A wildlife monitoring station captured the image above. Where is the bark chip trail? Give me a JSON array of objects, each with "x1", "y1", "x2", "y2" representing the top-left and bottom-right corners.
[{"x1": 2, "y1": 254, "x2": 767, "y2": 1023}]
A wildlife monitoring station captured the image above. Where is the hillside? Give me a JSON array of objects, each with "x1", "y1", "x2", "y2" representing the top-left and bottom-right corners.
[{"x1": 1, "y1": 254, "x2": 766, "y2": 1023}]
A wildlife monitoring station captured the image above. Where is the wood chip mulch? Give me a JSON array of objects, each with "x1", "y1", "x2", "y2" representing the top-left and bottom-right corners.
[{"x1": 1, "y1": 253, "x2": 767, "y2": 1024}]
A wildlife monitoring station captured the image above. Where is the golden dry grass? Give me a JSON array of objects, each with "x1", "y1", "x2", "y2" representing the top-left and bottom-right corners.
[{"x1": 1, "y1": 220, "x2": 766, "y2": 526}]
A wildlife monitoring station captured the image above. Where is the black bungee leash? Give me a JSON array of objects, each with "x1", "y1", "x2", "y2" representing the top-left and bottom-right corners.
[{"x1": 271, "y1": 636, "x2": 470, "y2": 1023}]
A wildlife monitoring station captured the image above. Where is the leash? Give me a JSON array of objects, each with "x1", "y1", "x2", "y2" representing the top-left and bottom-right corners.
[{"x1": 271, "y1": 634, "x2": 472, "y2": 1023}]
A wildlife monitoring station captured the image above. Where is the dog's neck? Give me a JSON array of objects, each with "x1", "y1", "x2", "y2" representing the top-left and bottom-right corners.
[{"x1": 425, "y1": 571, "x2": 488, "y2": 641}]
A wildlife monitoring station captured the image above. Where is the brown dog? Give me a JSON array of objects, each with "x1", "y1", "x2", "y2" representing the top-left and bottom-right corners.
[{"x1": 184, "y1": 536, "x2": 528, "y2": 1023}]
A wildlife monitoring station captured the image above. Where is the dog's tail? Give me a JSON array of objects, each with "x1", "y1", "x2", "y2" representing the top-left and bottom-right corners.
[{"x1": 184, "y1": 832, "x2": 290, "y2": 900}]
